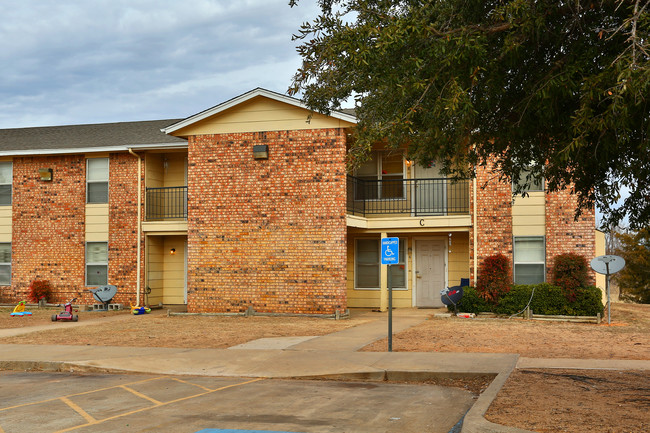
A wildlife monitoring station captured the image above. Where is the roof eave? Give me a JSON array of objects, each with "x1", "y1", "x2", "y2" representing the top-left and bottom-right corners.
[{"x1": 161, "y1": 88, "x2": 357, "y2": 135}]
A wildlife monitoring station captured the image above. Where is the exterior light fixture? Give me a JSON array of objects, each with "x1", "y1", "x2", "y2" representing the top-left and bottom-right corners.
[
  {"x1": 170, "y1": 248, "x2": 176, "y2": 255},
  {"x1": 38, "y1": 168, "x2": 53, "y2": 181},
  {"x1": 253, "y1": 145, "x2": 269, "y2": 160}
]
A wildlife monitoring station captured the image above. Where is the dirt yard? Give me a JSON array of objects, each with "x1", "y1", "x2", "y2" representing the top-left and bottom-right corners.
[
  {"x1": 486, "y1": 369, "x2": 650, "y2": 433},
  {"x1": 362, "y1": 303, "x2": 650, "y2": 360},
  {"x1": 0, "y1": 307, "x2": 373, "y2": 348}
]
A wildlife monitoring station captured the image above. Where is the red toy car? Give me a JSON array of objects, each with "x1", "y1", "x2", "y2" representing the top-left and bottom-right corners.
[{"x1": 51, "y1": 298, "x2": 78, "y2": 322}]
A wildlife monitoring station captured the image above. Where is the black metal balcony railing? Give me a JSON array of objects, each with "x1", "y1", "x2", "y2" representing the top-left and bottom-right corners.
[
  {"x1": 347, "y1": 176, "x2": 470, "y2": 217},
  {"x1": 146, "y1": 186, "x2": 187, "y2": 220}
]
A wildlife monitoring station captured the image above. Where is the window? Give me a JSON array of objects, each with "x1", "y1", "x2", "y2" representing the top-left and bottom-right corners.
[
  {"x1": 0, "y1": 243, "x2": 10, "y2": 285},
  {"x1": 87, "y1": 158, "x2": 109, "y2": 203},
  {"x1": 0, "y1": 162, "x2": 12, "y2": 205},
  {"x1": 355, "y1": 238, "x2": 406, "y2": 289},
  {"x1": 355, "y1": 151, "x2": 404, "y2": 199},
  {"x1": 513, "y1": 237, "x2": 545, "y2": 284},
  {"x1": 86, "y1": 242, "x2": 108, "y2": 286},
  {"x1": 513, "y1": 167, "x2": 543, "y2": 192}
]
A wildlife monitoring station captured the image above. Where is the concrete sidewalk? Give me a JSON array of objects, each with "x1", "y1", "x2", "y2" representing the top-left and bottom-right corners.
[{"x1": 1, "y1": 309, "x2": 648, "y2": 433}]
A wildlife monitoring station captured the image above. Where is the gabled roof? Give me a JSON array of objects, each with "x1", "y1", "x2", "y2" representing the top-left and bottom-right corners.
[
  {"x1": 161, "y1": 88, "x2": 357, "y2": 135},
  {"x1": 0, "y1": 119, "x2": 186, "y2": 156}
]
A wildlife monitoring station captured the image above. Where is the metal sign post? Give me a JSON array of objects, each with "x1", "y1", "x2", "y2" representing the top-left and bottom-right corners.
[
  {"x1": 381, "y1": 237, "x2": 399, "y2": 352},
  {"x1": 590, "y1": 255, "x2": 626, "y2": 324}
]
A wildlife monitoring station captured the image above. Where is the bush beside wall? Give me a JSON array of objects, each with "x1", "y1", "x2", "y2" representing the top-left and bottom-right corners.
[{"x1": 451, "y1": 284, "x2": 604, "y2": 317}]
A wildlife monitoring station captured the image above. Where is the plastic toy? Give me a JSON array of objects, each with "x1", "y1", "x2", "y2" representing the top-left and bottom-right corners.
[
  {"x1": 51, "y1": 298, "x2": 78, "y2": 322},
  {"x1": 130, "y1": 303, "x2": 151, "y2": 315},
  {"x1": 10, "y1": 301, "x2": 33, "y2": 316}
]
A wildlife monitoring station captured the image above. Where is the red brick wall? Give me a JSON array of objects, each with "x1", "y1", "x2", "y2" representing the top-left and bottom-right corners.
[
  {"x1": 472, "y1": 162, "x2": 513, "y2": 281},
  {"x1": 0, "y1": 153, "x2": 144, "y2": 305},
  {"x1": 186, "y1": 128, "x2": 348, "y2": 314},
  {"x1": 108, "y1": 152, "x2": 143, "y2": 305},
  {"x1": 545, "y1": 189, "x2": 596, "y2": 284},
  {"x1": 8, "y1": 155, "x2": 86, "y2": 303}
]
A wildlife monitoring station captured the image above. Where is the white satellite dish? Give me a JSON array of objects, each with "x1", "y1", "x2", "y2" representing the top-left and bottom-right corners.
[
  {"x1": 590, "y1": 255, "x2": 625, "y2": 275},
  {"x1": 590, "y1": 255, "x2": 625, "y2": 324}
]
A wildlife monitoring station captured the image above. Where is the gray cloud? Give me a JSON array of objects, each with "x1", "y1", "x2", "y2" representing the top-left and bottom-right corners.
[{"x1": 0, "y1": 0, "x2": 319, "y2": 128}]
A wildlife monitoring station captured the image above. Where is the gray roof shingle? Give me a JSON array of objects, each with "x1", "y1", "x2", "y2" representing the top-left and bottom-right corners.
[{"x1": 0, "y1": 119, "x2": 186, "y2": 153}]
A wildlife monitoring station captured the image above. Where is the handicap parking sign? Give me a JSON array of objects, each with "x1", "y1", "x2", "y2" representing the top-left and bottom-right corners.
[{"x1": 381, "y1": 237, "x2": 399, "y2": 265}]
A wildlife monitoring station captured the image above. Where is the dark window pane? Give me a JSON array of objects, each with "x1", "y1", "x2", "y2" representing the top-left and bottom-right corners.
[
  {"x1": 0, "y1": 185, "x2": 11, "y2": 205},
  {"x1": 87, "y1": 182, "x2": 108, "y2": 203}
]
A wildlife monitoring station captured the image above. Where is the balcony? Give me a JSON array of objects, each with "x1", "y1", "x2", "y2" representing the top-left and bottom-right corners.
[
  {"x1": 146, "y1": 186, "x2": 187, "y2": 220},
  {"x1": 347, "y1": 176, "x2": 470, "y2": 217}
]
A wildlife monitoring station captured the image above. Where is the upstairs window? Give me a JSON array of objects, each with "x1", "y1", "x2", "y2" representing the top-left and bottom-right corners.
[
  {"x1": 0, "y1": 162, "x2": 12, "y2": 205},
  {"x1": 87, "y1": 158, "x2": 109, "y2": 203},
  {"x1": 355, "y1": 151, "x2": 404, "y2": 199},
  {"x1": 513, "y1": 167, "x2": 544, "y2": 193}
]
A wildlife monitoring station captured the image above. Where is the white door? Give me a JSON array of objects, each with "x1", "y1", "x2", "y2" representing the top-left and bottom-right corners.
[
  {"x1": 413, "y1": 163, "x2": 446, "y2": 215},
  {"x1": 415, "y1": 239, "x2": 445, "y2": 307}
]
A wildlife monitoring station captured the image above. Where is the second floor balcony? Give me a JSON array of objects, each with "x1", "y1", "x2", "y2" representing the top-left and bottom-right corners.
[
  {"x1": 146, "y1": 186, "x2": 187, "y2": 220},
  {"x1": 347, "y1": 176, "x2": 470, "y2": 217}
]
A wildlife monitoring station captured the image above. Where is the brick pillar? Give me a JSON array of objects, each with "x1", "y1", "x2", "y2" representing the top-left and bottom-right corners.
[{"x1": 186, "y1": 128, "x2": 348, "y2": 314}]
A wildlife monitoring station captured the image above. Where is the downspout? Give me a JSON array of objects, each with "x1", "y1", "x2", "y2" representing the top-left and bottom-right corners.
[
  {"x1": 473, "y1": 177, "x2": 478, "y2": 285},
  {"x1": 128, "y1": 148, "x2": 142, "y2": 306}
]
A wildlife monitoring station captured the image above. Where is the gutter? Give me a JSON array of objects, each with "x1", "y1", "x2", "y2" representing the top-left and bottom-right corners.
[
  {"x1": 473, "y1": 177, "x2": 478, "y2": 284},
  {"x1": 0, "y1": 143, "x2": 187, "y2": 157},
  {"x1": 128, "y1": 148, "x2": 143, "y2": 306}
]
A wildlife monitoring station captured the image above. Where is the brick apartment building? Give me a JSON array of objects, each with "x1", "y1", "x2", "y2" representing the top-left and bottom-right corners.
[{"x1": 0, "y1": 88, "x2": 605, "y2": 313}]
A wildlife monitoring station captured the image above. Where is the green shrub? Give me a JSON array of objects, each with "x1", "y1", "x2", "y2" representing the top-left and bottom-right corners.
[
  {"x1": 476, "y1": 253, "x2": 512, "y2": 304},
  {"x1": 552, "y1": 253, "x2": 589, "y2": 301},
  {"x1": 28, "y1": 280, "x2": 52, "y2": 303},
  {"x1": 495, "y1": 283, "x2": 604, "y2": 316},
  {"x1": 447, "y1": 286, "x2": 492, "y2": 314}
]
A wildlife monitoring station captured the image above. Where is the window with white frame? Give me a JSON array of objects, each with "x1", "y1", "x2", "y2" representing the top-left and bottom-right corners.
[
  {"x1": 86, "y1": 242, "x2": 108, "y2": 286},
  {"x1": 355, "y1": 151, "x2": 404, "y2": 199},
  {"x1": 513, "y1": 167, "x2": 544, "y2": 193},
  {"x1": 86, "y1": 158, "x2": 109, "y2": 203},
  {"x1": 0, "y1": 162, "x2": 12, "y2": 205},
  {"x1": 355, "y1": 238, "x2": 406, "y2": 289},
  {"x1": 0, "y1": 243, "x2": 10, "y2": 285},
  {"x1": 513, "y1": 236, "x2": 545, "y2": 284}
]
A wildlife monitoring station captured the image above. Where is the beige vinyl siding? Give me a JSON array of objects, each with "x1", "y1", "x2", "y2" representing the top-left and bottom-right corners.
[
  {"x1": 512, "y1": 192, "x2": 545, "y2": 236},
  {"x1": 146, "y1": 235, "x2": 186, "y2": 305},
  {"x1": 0, "y1": 206, "x2": 11, "y2": 243},
  {"x1": 162, "y1": 236, "x2": 186, "y2": 304},
  {"x1": 85, "y1": 204, "x2": 109, "y2": 242},
  {"x1": 146, "y1": 236, "x2": 164, "y2": 305},
  {"x1": 145, "y1": 154, "x2": 164, "y2": 189},
  {"x1": 448, "y1": 232, "x2": 470, "y2": 287},
  {"x1": 173, "y1": 96, "x2": 354, "y2": 136},
  {"x1": 164, "y1": 155, "x2": 186, "y2": 187}
]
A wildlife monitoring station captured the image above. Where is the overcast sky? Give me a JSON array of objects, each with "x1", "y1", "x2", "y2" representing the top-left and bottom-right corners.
[{"x1": 0, "y1": 0, "x2": 321, "y2": 129}]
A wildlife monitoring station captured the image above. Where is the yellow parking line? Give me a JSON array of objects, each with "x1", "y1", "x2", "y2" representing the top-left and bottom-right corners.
[
  {"x1": 52, "y1": 377, "x2": 265, "y2": 433},
  {"x1": 171, "y1": 377, "x2": 212, "y2": 392},
  {"x1": 120, "y1": 385, "x2": 162, "y2": 405},
  {"x1": 60, "y1": 397, "x2": 96, "y2": 424},
  {"x1": 0, "y1": 376, "x2": 166, "y2": 412}
]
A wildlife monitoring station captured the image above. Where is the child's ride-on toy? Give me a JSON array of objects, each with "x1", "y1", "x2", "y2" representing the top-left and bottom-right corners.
[{"x1": 51, "y1": 298, "x2": 78, "y2": 322}]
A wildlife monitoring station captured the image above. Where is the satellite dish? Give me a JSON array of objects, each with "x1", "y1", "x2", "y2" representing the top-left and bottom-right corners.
[
  {"x1": 590, "y1": 255, "x2": 625, "y2": 275},
  {"x1": 441, "y1": 286, "x2": 464, "y2": 306}
]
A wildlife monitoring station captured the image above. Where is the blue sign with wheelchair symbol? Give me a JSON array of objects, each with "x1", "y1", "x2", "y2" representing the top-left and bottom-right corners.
[{"x1": 381, "y1": 237, "x2": 399, "y2": 265}]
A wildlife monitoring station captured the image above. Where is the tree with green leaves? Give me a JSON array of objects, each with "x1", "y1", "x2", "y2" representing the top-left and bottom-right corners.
[
  {"x1": 289, "y1": 0, "x2": 649, "y2": 228},
  {"x1": 614, "y1": 227, "x2": 650, "y2": 303}
]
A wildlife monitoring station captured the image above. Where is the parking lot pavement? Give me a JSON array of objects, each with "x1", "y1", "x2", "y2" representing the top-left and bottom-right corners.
[{"x1": 0, "y1": 371, "x2": 476, "y2": 433}]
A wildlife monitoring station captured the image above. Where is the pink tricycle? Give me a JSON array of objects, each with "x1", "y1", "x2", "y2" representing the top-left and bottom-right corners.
[{"x1": 51, "y1": 298, "x2": 79, "y2": 322}]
